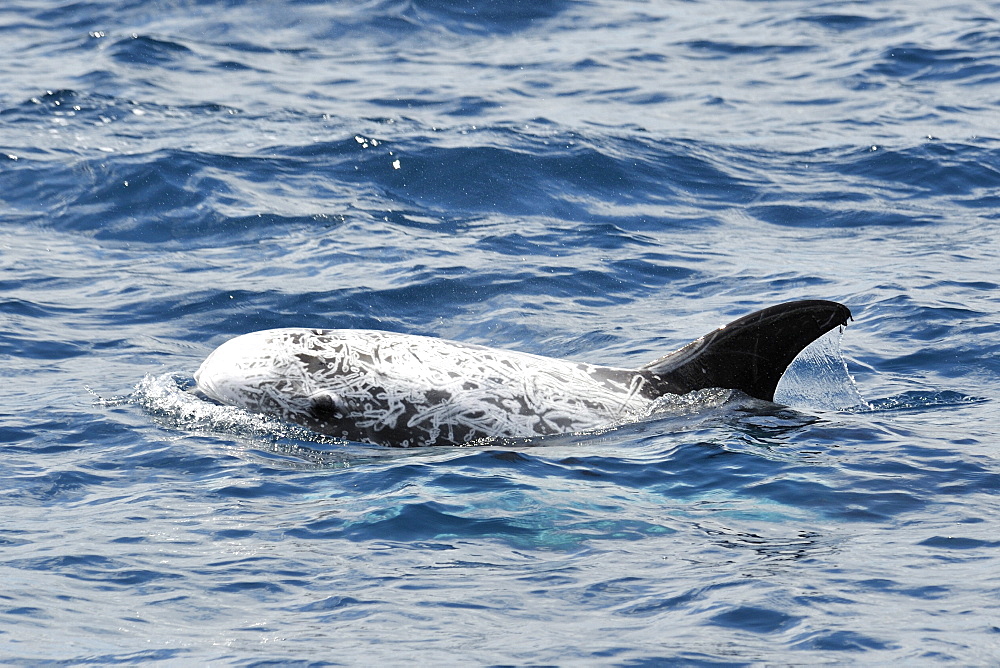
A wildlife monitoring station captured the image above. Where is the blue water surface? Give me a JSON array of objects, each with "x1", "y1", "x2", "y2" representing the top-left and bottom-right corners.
[{"x1": 2, "y1": 0, "x2": 1000, "y2": 664}]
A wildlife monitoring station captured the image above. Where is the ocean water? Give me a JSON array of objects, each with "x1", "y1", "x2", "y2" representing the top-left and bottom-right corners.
[{"x1": 2, "y1": 0, "x2": 999, "y2": 663}]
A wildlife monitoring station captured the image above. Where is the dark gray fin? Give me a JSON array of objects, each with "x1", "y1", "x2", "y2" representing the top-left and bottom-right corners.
[{"x1": 640, "y1": 300, "x2": 852, "y2": 402}]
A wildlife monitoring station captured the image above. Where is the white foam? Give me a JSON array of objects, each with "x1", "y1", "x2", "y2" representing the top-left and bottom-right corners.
[{"x1": 96, "y1": 372, "x2": 341, "y2": 444}]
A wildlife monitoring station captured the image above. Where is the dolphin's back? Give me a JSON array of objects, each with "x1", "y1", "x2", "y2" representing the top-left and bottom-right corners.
[
  {"x1": 195, "y1": 300, "x2": 852, "y2": 447},
  {"x1": 196, "y1": 329, "x2": 651, "y2": 447}
]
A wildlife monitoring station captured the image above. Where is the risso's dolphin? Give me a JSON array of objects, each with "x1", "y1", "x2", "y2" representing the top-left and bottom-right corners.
[{"x1": 194, "y1": 300, "x2": 851, "y2": 447}]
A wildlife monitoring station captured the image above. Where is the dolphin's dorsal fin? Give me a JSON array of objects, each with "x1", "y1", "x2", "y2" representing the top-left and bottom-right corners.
[{"x1": 640, "y1": 300, "x2": 852, "y2": 402}]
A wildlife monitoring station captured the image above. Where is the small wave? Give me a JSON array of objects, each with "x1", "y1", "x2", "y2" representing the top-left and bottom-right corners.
[
  {"x1": 850, "y1": 390, "x2": 987, "y2": 413},
  {"x1": 108, "y1": 34, "x2": 194, "y2": 68}
]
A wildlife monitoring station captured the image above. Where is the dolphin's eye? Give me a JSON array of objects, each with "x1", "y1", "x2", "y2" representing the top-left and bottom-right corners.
[{"x1": 309, "y1": 393, "x2": 343, "y2": 422}]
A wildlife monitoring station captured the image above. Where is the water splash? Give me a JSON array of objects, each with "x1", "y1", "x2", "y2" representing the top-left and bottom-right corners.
[
  {"x1": 774, "y1": 326, "x2": 868, "y2": 411},
  {"x1": 644, "y1": 387, "x2": 739, "y2": 418},
  {"x1": 94, "y1": 372, "x2": 324, "y2": 440}
]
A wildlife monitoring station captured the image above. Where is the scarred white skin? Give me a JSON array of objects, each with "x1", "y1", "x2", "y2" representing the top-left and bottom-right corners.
[
  {"x1": 195, "y1": 328, "x2": 655, "y2": 447},
  {"x1": 193, "y1": 301, "x2": 852, "y2": 447}
]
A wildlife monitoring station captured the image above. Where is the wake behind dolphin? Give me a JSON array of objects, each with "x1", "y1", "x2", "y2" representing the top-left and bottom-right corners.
[{"x1": 194, "y1": 300, "x2": 851, "y2": 447}]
